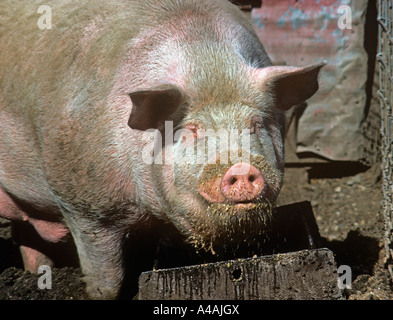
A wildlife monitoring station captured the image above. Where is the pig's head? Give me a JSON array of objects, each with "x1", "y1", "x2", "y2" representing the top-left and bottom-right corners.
[{"x1": 128, "y1": 62, "x2": 324, "y2": 253}]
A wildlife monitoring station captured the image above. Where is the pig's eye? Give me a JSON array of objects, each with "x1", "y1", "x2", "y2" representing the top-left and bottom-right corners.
[
  {"x1": 184, "y1": 124, "x2": 198, "y2": 139},
  {"x1": 179, "y1": 124, "x2": 199, "y2": 143}
]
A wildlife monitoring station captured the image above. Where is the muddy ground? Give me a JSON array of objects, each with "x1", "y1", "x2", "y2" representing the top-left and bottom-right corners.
[{"x1": 0, "y1": 162, "x2": 392, "y2": 300}]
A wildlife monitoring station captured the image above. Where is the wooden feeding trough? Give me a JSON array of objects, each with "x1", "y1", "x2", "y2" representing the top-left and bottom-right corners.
[{"x1": 138, "y1": 201, "x2": 343, "y2": 300}]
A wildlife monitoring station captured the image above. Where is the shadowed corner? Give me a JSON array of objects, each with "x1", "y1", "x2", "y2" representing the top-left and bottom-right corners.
[
  {"x1": 228, "y1": 0, "x2": 262, "y2": 12},
  {"x1": 10, "y1": 220, "x2": 79, "y2": 271},
  {"x1": 321, "y1": 229, "x2": 381, "y2": 280},
  {"x1": 0, "y1": 238, "x2": 22, "y2": 274}
]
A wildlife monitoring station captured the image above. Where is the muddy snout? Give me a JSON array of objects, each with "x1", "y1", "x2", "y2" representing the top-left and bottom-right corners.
[
  {"x1": 221, "y1": 163, "x2": 264, "y2": 202},
  {"x1": 197, "y1": 163, "x2": 265, "y2": 204}
]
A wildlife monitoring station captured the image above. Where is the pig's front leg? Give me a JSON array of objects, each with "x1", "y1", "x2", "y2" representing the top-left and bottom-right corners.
[{"x1": 64, "y1": 215, "x2": 126, "y2": 299}]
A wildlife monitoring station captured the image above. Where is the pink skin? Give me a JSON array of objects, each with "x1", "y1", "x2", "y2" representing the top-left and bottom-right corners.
[
  {"x1": 220, "y1": 163, "x2": 264, "y2": 203},
  {"x1": 0, "y1": 186, "x2": 69, "y2": 271},
  {"x1": 18, "y1": 245, "x2": 53, "y2": 272},
  {"x1": 198, "y1": 163, "x2": 264, "y2": 205}
]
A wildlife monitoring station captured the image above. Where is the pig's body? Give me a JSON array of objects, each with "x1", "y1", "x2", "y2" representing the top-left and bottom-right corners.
[{"x1": 0, "y1": 0, "x2": 323, "y2": 298}]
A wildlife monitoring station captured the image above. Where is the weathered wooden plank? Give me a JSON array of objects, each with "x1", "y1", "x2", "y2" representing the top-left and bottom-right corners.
[{"x1": 139, "y1": 248, "x2": 342, "y2": 300}]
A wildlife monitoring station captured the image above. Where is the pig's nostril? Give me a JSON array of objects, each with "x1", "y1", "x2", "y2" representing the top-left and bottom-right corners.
[
  {"x1": 248, "y1": 175, "x2": 255, "y2": 183},
  {"x1": 229, "y1": 177, "x2": 237, "y2": 185}
]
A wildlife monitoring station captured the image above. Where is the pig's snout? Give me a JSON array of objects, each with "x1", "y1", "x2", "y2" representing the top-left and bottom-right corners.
[{"x1": 220, "y1": 163, "x2": 264, "y2": 203}]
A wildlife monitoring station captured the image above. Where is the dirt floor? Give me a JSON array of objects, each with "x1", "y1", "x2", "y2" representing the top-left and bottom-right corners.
[
  {"x1": 278, "y1": 162, "x2": 392, "y2": 300},
  {"x1": 0, "y1": 161, "x2": 392, "y2": 300}
]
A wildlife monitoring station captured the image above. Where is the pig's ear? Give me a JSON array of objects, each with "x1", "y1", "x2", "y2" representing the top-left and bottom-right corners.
[
  {"x1": 256, "y1": 62, "x2": 325, "y2": 110},
  {"x1": 128, "y1": 83, "x2": 185, "y2": 131}
]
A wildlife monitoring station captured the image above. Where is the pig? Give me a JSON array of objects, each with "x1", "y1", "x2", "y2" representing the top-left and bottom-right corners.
[{"x1": 0, "y1": 0, "x2": 324, "y2": 299}]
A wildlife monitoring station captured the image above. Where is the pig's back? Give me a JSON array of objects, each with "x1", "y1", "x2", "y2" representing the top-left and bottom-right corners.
[{"x1": 0, "y1": 0, "x2": 144, "y2": 213}]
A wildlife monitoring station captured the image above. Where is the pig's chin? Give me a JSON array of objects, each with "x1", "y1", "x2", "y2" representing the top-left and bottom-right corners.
[{"x1": 184, "y1": 199, "x2": 274, "y2": 254}]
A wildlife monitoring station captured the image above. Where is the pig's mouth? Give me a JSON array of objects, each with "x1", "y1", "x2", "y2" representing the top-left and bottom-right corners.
[
  {"x1": 220, "y1": 199, "x2": 263, "y2": 210},
  {"x1": 232, "y1": 201, "x2": 261, "y2": 210},
  {"x1": 184, "y1": 196, "x2": 275, "y2": 254}
]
